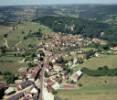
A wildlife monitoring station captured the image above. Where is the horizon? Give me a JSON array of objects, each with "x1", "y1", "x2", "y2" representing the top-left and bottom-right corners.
[
  {"x1": 0, "y1": 0, "x2": 117, "y2": 6},
  {"x1": 0, "y1": 3, "x2": 117, "y2": 7}
]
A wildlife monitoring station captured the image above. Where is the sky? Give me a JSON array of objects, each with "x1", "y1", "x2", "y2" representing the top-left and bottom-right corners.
[{"x1": 0, "y1": 0, "x2": 117, "y2": 6}]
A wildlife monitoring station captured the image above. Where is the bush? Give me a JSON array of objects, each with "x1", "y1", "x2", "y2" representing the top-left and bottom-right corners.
[
  {"x1": 23, "y1": 36, "x2": 27, "y2": 40},
  {"x1": 3, "y1": 34, "x2": 8, "y2": 38},
  {"x1": 0, "y1": 46, "x2": 7, "y2": 55},
  {"x1": 22, "y1": 31, "x2": 25, "y2": 34},
  {"x1": 3, "y1": 72, "x2": 16, "y2": 84},
  {"x1": 45, "y1": 71, "x2": 49, "y2": 78},
  {"x1": 52, "y1": 90, "x2": 58, "y2": 95},
  {"x1": 78, "y1": 83, "x2": 83, "y2": 87},
  {"x1": 28, "y1": 62, "x2": 36, "y2": 68}
]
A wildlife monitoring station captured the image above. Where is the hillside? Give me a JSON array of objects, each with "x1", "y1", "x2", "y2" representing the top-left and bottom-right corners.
[
  {"x1": 0, "y1": 21, "x2": 52, "y2": 73},
  {"x1": 34, "y1": 16, "x2": 117, "y2": 45}
]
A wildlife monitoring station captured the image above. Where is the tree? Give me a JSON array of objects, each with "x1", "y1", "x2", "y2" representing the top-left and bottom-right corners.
[
  {"x1": 27, "y1": 62, "x2": 36, "y2": 68},
  {"x1": 103, "y1": 45, "x2": 110, "y2": 50},
  {"x1": 3, "y1": 34, "x2": 8, "y2": 38},
  {"x1": 0, "y1": 46, "x2": 7, "y2": 55},
  {"x1": 3, "y1": 72, "x2": 16, "y2": 84},
  {"x1": 37, "y1": 28, "x2": 43, "y2": 37},
  {"x1": 103, "y1": 65, "x2": 109, "y2": 70},
  {"x1": 66, "y1": 66, "x2": 73, "y2": 75},
  {"x1": 22, "y1": 31, "x2": 25, "y2": 34},
  {"x1": 23, "y1": 36, "x2": 27, "y2": 40}
]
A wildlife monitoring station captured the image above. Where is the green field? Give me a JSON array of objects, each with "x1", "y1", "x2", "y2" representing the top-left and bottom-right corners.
[
  {"x1": 57, "y1": 54, "x2": 117, "y2": 100},
  {"x1": 0, "y1": 22, "x2": 52, "y2": 47},
  {"x1": 57, "y1": 76, "x2": 117, "y2": 100},
  {"x1": 78, "y1": 54, "x2": 117, "y2": 69},
  {"x1": 0, "y1": 56, "x2": 24, "y2": 73},
  {"x1": 0, "y1": 21, "x2": 52, "y2": 73}
]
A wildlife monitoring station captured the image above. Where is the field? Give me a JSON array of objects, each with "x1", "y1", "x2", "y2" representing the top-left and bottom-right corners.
[
  {"x1": 0, "y1": 22, "x2": 52, "y2": 47},
  {"x1": 78, "y1": 54, "x2": 117, "y2": 69},
  {"x1": 0, "y1": 22, "x2": 52, "y2": 73},
  {"x1": 0, "y1": 56, "x2": 24, "y2": 73},
  {"x1": 57, "y1": 76, "x2": 117, "y2": 100},
  {"x1": 57, "y1": 54, "x2": 117, "y2": 100}
]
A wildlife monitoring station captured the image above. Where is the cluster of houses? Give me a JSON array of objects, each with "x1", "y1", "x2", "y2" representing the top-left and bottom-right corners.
[
  {"x1": 2, "y1": 52, "x2": 83, "y2": 100},
  {"x1": 1, "y1": 32, "x2": 112, "y2": 100},
  {"x1": 0, "y1": 33, "x2": 93, "y2": 100}
]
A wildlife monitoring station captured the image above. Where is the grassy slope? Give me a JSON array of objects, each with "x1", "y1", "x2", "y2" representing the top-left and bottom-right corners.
[
  {"x1": 0, "y1": 21, "x2": 52, "y2": 73},
  {"x1": 0, "y1": 22, "x2": 52, "y2": 47},
  {"x1": 57, "y1": 76, "x2": 117, "y2": 100}
]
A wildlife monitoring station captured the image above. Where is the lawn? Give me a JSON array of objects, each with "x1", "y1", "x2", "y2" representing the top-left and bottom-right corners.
[
  {"x1": 57, "y1": 76, "x2": 117, "y2": 100},
  {"x1": 78, "y1": 54, "x2": 117, "y2": 69}
]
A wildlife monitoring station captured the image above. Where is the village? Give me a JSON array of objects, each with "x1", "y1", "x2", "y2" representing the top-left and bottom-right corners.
[
  {"x1": 0, "y1": 3, "x2": 117, "y2": 100},
  {"x1": 1, "y1": 31, "x2": 116, "y2": 100}
]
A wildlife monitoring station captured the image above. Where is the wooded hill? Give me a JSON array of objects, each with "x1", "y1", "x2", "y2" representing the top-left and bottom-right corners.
[{"x1": 34, "y1": 16, "x2": 117, "y2": 45}]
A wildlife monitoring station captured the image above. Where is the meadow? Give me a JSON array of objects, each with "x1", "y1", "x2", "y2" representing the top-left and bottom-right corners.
[
  {"x1": 57, "y1": 76, "x2": 117, "y2": 100},
  {"x1": 57, "y1": 54, "x2": 117, "y2": 100},
  {"x1": 0, "y1": 22, "x2": 52, "y2": 73},
  {"x1": 78, "y1": 54, "x2": 117, "y2": 69}
]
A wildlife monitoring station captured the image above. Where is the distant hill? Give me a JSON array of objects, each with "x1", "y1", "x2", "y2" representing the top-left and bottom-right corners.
[{"x1": 0, "y1": 5, "x2": 117, "y2": 24}]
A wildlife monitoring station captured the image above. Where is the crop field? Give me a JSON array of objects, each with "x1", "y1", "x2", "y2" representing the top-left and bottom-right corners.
[{"x1": 57, "y1": 76, "x2": 117, "y2": 100}]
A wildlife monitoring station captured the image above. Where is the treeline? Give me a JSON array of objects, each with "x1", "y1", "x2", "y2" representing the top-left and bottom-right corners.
[{"x1": 82, "y1": 66, "x2": 117, "y2": 76}]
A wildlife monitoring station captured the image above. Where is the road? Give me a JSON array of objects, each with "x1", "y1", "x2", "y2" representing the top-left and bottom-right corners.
[{"x1": 39, "y1": 56, "x2": 47, "y2": 100}]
